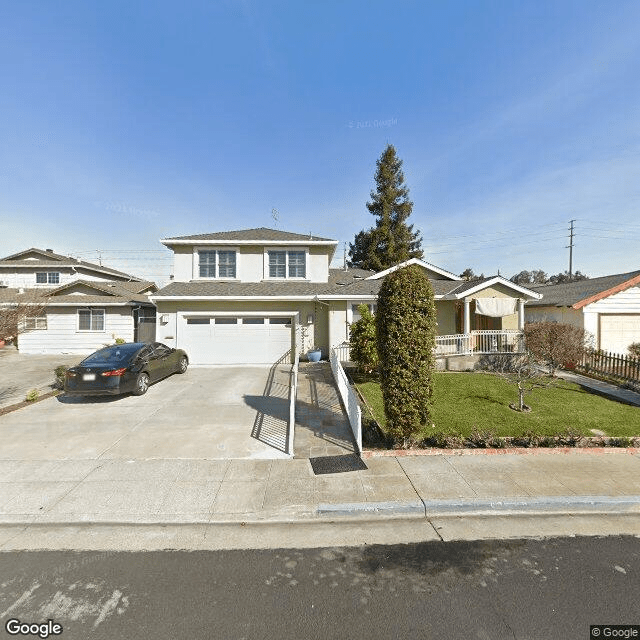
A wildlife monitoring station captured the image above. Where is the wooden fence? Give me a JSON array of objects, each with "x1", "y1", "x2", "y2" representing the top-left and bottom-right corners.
[{"x1": 576, "y1": 350, "x2": 640, "y2": 383}]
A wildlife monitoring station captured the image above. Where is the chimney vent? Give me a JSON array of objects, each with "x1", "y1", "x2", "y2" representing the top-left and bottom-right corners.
[{"x1": 46, "y1": 249, "x2": 54, "y2": 253}]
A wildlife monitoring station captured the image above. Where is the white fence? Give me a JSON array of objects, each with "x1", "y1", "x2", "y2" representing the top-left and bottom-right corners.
[
  {"x1": 287, "y1": 346, "x2": 300, "y2": 456},
  {"x1": 329, "y1": 347, "x2": 362, "y2": 453},
  {"x1": 435, "y1": 330, "x2": 524, "y2": 356},
  {"x1": 332, "y1": 341, "x2": 352, "y2": 363}
]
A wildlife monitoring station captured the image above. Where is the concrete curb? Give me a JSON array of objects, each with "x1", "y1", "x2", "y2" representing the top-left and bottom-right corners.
[
  {"x1": 362, "y1": 447, "x2": 640, "y2": 457},
  {"x1": 422, "y1": 495, "x2": 640, "y2": 515},
  {"x1": 317, "y1": 495, "x2": 640, "y2": 518},
  {"x1": 317, "y1": 500, "x2": 425, "y2": 517}
]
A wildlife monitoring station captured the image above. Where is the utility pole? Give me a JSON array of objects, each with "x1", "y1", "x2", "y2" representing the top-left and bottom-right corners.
[{"x1": 566, "y1": 219, "x2": 575, "y2": 278}]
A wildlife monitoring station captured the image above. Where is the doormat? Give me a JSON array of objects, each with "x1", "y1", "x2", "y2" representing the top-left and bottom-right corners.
[{"x1": 309, "y1": 454, "x2": 368, "y2": 475}]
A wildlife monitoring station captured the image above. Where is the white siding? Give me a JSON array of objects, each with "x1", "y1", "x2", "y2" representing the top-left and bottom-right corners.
[
  {"x1": 18, "y1": 307, "x2": 135, "y2": 355},
  {"x1": 0, "y1": 267, "x2": 132, "y2": 289},
  {"x1": 586, "y1": 286, "x2": 640, "y2": 313},
  {"x1": 585, "y1": 286, "x2": 640, "y2": 351}
]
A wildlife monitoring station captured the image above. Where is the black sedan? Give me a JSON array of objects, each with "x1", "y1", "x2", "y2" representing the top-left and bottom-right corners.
[{"x1": 64, "y1": 342, "x2": 189, "y2": 396}]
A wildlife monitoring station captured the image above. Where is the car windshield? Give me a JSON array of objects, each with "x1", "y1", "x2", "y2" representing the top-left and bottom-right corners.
[{"x1": 81, "y1": 344, "x2": 142, "y2": 365}]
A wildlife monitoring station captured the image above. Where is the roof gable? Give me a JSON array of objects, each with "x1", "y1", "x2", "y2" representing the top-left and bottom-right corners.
[
  {"x1": 162, "y1": 227, "x2": 337, "y2": 243},
  {"x1": 366, "y1": 258, "x2": 459, "y2": 281},
  {"x1": 0, "y1": 248, "x2": 67, "y2": 262},
  {"x1": 449, "y1": 276, "x2": 543, "y2": 300}
]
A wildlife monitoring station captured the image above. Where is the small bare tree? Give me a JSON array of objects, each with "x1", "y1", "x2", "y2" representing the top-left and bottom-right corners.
[
  {"x1": 0, "y1": 292, "x2": 49, "y2": 343},
  {"x1": 524, "y1": 321, "x2": 591, "y2": 376},
  {"x1": 481, "y1": 352, "x2": 551, "y2": 412}
]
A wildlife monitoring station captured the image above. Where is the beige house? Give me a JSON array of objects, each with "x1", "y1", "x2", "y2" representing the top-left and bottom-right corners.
[{"x1": 152, "y1": 228, "x2": 542, "y2": 365}]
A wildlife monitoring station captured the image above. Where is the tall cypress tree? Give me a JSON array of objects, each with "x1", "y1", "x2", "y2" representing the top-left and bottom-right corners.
[{"x1": 348, "y1": 144, "x2": 423, "y2": 270}]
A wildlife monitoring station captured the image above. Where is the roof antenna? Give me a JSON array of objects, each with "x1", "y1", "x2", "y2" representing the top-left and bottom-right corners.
[
  {"x1": 343, "y1": 242, "x2": 347, "y2": 271},
  {"x1": 271, "y1": 208, "x2": 279, "y2": 228}
]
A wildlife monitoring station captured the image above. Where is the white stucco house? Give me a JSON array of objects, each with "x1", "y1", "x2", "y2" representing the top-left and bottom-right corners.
[
  {"x1": 151, "y1": 228, "x2": 542, "y2": 365},
  {"x1": 526, "y1": 270, "x2": 640, "y2": 355},
  {"x1": 0, "y1": 248, "x2": 157, "y2": 354}
]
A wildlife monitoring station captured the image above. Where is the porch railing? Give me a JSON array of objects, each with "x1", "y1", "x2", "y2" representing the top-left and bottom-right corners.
[
  {"x1": 435, "y1": 330, "x2": 525, "y2": 356},
  {"x1": 330, "y1": 347, "x2": 362, "y2": 453},
  {"x1": 334, "y1": 330, "x2": 525, "y2": 363}
]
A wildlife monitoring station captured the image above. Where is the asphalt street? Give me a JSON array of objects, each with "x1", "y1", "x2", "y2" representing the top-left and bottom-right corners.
[{"x1": 1, "y1": 536, "x2": 639, "y2": 640}]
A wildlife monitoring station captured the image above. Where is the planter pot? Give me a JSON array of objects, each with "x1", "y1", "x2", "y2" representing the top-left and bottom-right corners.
[{"x1": 307, "y1": 349, "x2": 322, "y2": 362}]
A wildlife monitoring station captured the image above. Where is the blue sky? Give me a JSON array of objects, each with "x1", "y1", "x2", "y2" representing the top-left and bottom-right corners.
[{"x1": 2, "y1": 0, "x2": 640, "y2": 285}]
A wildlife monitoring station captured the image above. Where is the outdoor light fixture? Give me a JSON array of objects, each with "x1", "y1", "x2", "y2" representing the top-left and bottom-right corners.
[{"x1": 307, "y1": 314, "x2": 314, "y2": 324}]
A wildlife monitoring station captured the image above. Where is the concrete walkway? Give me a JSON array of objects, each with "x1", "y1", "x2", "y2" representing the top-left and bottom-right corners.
[
  {"x1": 293, "y1": 362, "x2": 357, "y2": 458},
  {"x1": 555, "y1": 369, "x2": 640, "y2": 406}
]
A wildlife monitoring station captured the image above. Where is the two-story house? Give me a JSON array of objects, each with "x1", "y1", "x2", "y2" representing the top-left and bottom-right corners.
[
  {"x1": 0, "y1": 248, "x2": 157, "y2": 354},
  {"x1": 152, "y1": 228, "x2": 542, "y2": 366}
]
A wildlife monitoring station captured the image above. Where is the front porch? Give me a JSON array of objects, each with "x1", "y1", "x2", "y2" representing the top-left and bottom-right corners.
[{"x1": 333, "y1": 329, "x2": 525, "y2": 364}]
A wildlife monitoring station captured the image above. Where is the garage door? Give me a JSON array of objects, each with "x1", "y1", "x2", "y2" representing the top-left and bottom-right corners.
[
  {"x1": 599, "y1": 314, "x2": 640, "y2": 354},
  {"x1": 179, "y1": 316, "x2": 293, "y2": 365}
]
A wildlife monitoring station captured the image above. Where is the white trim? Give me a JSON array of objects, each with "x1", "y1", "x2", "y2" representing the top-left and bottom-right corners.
[
  {"x1": 453, "y1": 276, "x2": 543, "y2": 300},
  {"x1": 162, "y1": 238, "x2": 338, "y2": 247},
  {"x1": 366, "y1": 258, "x2": 459, "y2": 281},
  {"x1": 151, "y1": 293, "x2": 446, "y2": 302},
  {"x1": 193, "y1": 246, "x2": 239, "y2": 280},
  {"x1": 263, "y1": 247, "x2": 309, "y2": 280}
]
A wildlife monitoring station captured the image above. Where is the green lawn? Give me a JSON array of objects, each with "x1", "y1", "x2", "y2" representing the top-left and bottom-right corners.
[{"x1": 355, "y1": 372, "x2": 640, "y2": 438}]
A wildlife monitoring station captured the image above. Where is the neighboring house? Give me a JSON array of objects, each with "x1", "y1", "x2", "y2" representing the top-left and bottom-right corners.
[
  {"x1": 526, "y1": 270, "x2": 640, "y2": 354},
  {"x1": 0, "y1": 248, "x2": 157, "y2": 354},
  {"x1": 152, "y1": 228, "x2": 542, "y2": 365}
]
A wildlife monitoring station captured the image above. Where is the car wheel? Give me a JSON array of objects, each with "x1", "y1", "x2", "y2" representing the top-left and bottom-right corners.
[
  {"x1": 133, "y1": 372, "x2": 150, "y2": 395},
  {"x1": 178, "y1": 356, "x2": 188, "y2": 374}
]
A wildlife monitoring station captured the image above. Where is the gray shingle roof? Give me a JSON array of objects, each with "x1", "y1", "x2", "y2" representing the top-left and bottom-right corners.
[
  {"x1": 0, "y1": 281, "x2": 155, "y2": 306},
  {"x1": 527, "y1": 270, "x2": 640, "y2": 307},
  {"x1": 0, "y1": 248, "x2": 144, "y2": 280},
  {"x1": 163, "y1": 227, "x2": 336, "y2": 242},
  {"x1": 153, "y1": 268, "x2": 469, "y2": 299}
]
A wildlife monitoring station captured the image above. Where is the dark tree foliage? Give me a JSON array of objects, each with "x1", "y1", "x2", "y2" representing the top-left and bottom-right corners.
[
  {"x1": 348, "y1": 144, "x2": 423, "y2": 270},
  {"x1": 459, "y1": 268, "x2": 485, "y2": 281},
  {"x1": 376, "y1": 265, "x2": 436, "y2": 445},
  {"x1": 510, "y1": 269, "x2": 587, "y2": 285}
]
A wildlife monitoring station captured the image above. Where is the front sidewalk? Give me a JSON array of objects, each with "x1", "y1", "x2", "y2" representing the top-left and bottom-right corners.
[{"x1": 1, "y1": 451, "x2": 638, "y2": 530}]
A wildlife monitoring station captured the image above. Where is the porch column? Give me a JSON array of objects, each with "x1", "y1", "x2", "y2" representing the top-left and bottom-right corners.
[
  {"x1": 463, "y1": 298, "x2": 471, "y2": 334},
  {"x1": 518, "y1": 298, "x2": 525, "y2": 330}
]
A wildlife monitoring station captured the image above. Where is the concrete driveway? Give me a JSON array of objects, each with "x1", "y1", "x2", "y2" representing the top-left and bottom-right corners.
[
  {"x1": 0, "y1": 347, "x2": 80, "y2": 409},
  {"x1": 0, "y1": 367, "x2": 291, "y2": 460}
]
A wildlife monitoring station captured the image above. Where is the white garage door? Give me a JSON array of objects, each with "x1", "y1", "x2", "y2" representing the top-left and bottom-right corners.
[
  {"x1": 179, "y1": 316, "x2": 293, "y2": 365},
  {"x1": 599, "y1": 314, "x2": 640, "y2": 354}
]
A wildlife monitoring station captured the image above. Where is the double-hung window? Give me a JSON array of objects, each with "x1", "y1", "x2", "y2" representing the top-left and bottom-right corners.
[
  {"x1": 20, "y1": 315, "x2": 47, "y2": 331},
  {"x1": 198, "y1": 250, "x2": 236, "y2": 278},
  {"x1": 78, "y1": 309, "x2": 105, "y2": 331},
  {"x1": 36, "y1": 272, "x2": 60, "y2": 284},
  {"x1": 268, "y1": 250, "x2": 306, "y2": 278}
]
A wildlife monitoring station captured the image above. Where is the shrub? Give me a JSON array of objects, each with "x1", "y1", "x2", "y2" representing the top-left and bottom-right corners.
[
  {"x1": 54, "y1": 365, "x2": 69, "y2": 389},
  {"x1": 25, "y1": 389, "x2": 39, "y2": 402},
  {"x1": 629, "y1": 342, "x2": 640, "y2": 358},
  {"x1": 524, "y1": 321, "x2": 591, "y2": 375},
  {"x1": 114, "y1": 337, "x2": 126, "y2": 345},
  {"x1": 376, "y1": 265, "x2": 437, "y2": 446},
  {"x1": 349, "y1": 304, "x2": 379, "y2": 374}
]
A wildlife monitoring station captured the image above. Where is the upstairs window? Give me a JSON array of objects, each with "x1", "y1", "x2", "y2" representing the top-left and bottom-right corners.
[
  {"x1": 268, "y1": 251, "x2": 306, "y2": 278},
  {"x1": 198, "y1": 250, "x2": 236, "y2": 278},
  {"x1": 36, "y1": 272, "x2": 60, "y2": 284}
]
